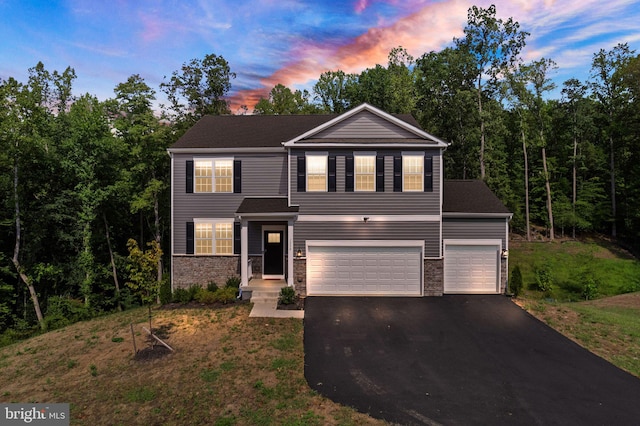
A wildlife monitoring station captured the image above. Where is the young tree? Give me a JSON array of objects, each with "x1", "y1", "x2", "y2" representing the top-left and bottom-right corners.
[
  {"x1": 126, "y1": 239, "x2": 162, "y2": 331},
  {"x1": 455, "y1": 5, "x2": 528, "y2": 180}
]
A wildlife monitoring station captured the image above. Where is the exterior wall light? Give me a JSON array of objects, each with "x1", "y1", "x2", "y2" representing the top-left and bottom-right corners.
[
  {"x1": 501, "y1": 249, "x2": 509, "y2": 259},
  {"x1": 296, "y1": 249, "x2": 302, "y2": 258},
  {"x1": 363, "y1": 217, "x2": 369, "y2": 223}
]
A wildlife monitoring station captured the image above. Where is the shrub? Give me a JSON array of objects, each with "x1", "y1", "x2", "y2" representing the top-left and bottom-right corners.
[
  {"x1": 195, "y1": 289, "x2": 217, "y2": 304},
  {"x1": 533, "y1": 263, "x2": 553, "y2": 295},
  {"x1": 226, "y1": 276, "x2": 241, "y2": 288},
  {"x1": 279, "y1": 286, "x2": 296, "y2": 305},
  {"x1": 45, "y1": 296, "x2": 93, "y2": 330},
  {"x1": 172, "y1": 288, "x2": 191, "y2": 303},
  {"x1": 159, "y1": 277, "x2": 172, "y2": 305},
  {"x1": 215, "y1": 287, "x2": 238, "y2": 304},
  {"x1": 582, "y1": 277, "x2": 599, "y2": 300},
  {"x1": 510, "y1": 266, "x2": 523, "y2": 297},
  {"x1": 206, "y1": 281, "x2": 219, "y2": 292}
]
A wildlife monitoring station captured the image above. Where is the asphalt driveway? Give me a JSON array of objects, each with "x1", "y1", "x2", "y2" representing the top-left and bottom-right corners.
[{"x1": 304, "y1": 296, "x2": 640, "y2": 425}]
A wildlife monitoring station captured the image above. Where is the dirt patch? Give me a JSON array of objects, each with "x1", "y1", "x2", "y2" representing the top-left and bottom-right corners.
[
  {"x1": 159, "y1": 299, "x2": 250, "y2": 310},
  {"x1": 134, "y1": 345, "x2": 172, "y2": 361},
  {"x1": 586, "y1": 292, "x2": 640, "y2": 309}
]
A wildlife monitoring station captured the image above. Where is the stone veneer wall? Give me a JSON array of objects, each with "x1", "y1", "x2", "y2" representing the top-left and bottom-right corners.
[
  {"x1": 424, "y1": 259, "x2": 444, "y2": 296},
  {"x1": 293, "y1": 258, "x2": 307, "y2": 296},
  {"x1": 501, "y1": 258, "x2": 508, "y2": 293},
  {"x1": 172, "y1": 256, "x2": 240, "y2": 290}
]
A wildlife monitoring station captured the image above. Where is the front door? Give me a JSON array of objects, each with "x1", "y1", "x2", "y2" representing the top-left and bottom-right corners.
[{"x1": 263, "y1": 230, "x2": 284, "y2": 278}]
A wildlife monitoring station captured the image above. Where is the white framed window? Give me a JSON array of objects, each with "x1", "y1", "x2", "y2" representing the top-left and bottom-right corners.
[
  {"x1": 355, "y1": 155, "x2": 375, "y2": 192},
  {"x1": 194, "y1": 220, "x2": 234, "y2": 255},
  {"x1": 403, "y1": 155, "x2": 423, "y2": 192},
  {"x1": 306, "y1": 155, "x2": 327, "y2": 192},
  {"x1": 194, "y1": 159, "x2": 233, "y2": 193}
]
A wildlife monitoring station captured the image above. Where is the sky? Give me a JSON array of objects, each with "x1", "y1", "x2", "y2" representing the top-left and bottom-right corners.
[{"x1": 1, "y1": 0, "x2": 639, "y2": 113}]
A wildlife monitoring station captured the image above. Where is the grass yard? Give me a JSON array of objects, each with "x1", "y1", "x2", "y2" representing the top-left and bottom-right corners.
[
  {"x1": 516, "y1": 292, "x2": 640, "y2": 378},
  {"x1": 509, "y1": 238, "x2": 640, "y2": 300},
  {"x1": 511, "y1": 236, "x2": 640, "y2": 378},
  {"x1": 0, "y1": 303, "x2": 385, "y2": 426}
]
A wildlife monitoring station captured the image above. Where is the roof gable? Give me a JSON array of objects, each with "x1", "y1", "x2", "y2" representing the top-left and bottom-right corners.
[{"x1": 283, "y1": 103, "x2": 448, "y2": 147}]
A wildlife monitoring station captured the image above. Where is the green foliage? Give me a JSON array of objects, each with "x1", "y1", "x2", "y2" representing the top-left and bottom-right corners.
[
  {"x1": 279, "y1": 287, "x2": 296, "y2": 305},
  {"x1": 215, "y1": 287, "x2": 238, "y2": 304},
  {"x1": 581, "y1": 277, "x2": 599, "y2": 300},
  {"x1": 125, "y1": 386, "x2": 156, "y2": 402},
  {"x1": 206, "y1": 281, "x2": 219, "y2": 292},
  {"x1": 510, "y1": 266, "x2": 523, "y2": 297},
  {"x1": 533, "y1": 263, "x2": 554, "y2": 295},
  {"x1": 225, "y1": 276, "x2": 240, "y2": 289},
  {"x1": 195, "y1": 289, "x2": 217, "y2": 304},
  {"x1": 125, "y1": 239, "x2": 163, "y2": 306},
  {"x1": 159, "y1": 277, "x2": 172, "y2": 305},
  {"x1": 44, "y1": 296, "x2": 93, "y2": 330}
]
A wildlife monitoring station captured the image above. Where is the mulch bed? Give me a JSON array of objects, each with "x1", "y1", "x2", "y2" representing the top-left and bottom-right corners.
[
  {"x1": 134, "y1": 345, "x2": 172, "y2": 361},
  {"x1": 277, "y1": 297, "x2": 305, "y2": 311},
  {"x1": 159, "y1": 299, "x2": 250, "y2": 310}
]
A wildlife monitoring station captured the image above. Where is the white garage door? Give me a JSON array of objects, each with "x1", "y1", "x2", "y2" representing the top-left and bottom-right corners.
[
  {"x1": 307, "y1": 243, "x2": 422, "y2": 296},
  {"x1": 444, "y1": 243, "x2": 500, "y2": 294}
]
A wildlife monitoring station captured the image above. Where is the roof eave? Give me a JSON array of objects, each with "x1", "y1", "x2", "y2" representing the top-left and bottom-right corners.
[{"x1": 443, "y1": 212, "x2": 513, "y2": 219}]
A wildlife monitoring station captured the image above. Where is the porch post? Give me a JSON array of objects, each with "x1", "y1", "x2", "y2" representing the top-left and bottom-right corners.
[
  {"x1": 287, "y1": 219, "x2": 294, "y2": 286},
  {"x1": 241, "y1": 218, "x2": 249, "y2": 287}
]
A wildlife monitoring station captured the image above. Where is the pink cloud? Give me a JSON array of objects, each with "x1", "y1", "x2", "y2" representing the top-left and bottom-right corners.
[
  {"x1": 229, "y1": 0, "x2": 469, "y2": 111},
  {"x1": 355, "y1": 0, "x2": 370, "y2": 14}
]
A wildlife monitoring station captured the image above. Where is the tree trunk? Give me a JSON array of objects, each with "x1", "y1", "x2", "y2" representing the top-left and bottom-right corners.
[
  {"x1": 103, "y1": 213, "x2": 122, "y2": 311},
  {"x1": 477, "y1": 77, "x2": 486, "y2": 180},
  {"x1": 12, "y1": 161, "x2": 45, "y2": 330},
  {"x1": 154, "y1": 191, "x2": 162, "y2": 305},
  {"x1": 522, "y1": 124, "x2": 531, "y2": 242},
  {"x1": 541, "y1": 145, "x2": 555, "y2": 241},
  {"x1": 572, "y1": 134, "x2": 577, "y2": 240},
  {"x1": 609, "y1": 135, "x2": 617, "y2": 237}
]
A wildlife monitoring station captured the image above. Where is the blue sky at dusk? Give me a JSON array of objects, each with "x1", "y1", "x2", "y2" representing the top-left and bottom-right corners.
[{"x1": 1, "y1": 0, "x2": 639, "y2": 112}]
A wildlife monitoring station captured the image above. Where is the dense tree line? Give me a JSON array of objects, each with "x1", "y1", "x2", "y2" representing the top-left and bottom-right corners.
[{"x1": 1, "y1": 5, "x2": 639, "y2": 334}]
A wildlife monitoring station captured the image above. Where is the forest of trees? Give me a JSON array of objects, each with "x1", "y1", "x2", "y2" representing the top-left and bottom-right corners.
[{"x1": 1, "y1": 5, "x2": 639, "y2": 335}]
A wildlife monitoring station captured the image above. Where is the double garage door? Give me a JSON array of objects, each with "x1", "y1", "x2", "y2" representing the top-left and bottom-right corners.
[
  {"x1": 443, "y1": 241, "x2": 501, "y2": 294},
  {"x1": 306, "y1": 242, "x2": 423, "y2": 296}
]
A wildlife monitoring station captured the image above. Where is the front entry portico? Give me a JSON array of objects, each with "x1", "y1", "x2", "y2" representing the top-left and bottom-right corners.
[{"x1": 235, "y1": 198, "x2": 299, "y2": 290}]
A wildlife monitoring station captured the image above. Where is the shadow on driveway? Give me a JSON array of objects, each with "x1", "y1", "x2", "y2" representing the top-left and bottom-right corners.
[{"x1": 304, "y1": 296, "x2": 640, "y2": 425}]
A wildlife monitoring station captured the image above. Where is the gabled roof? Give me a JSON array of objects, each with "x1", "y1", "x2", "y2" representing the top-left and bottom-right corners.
[
  {"x1": 443, "y1": 180, "x2": 511, "y2": 217},
  {"x1": 168, "y1": 103, "x2": 446, "y2": 150}
]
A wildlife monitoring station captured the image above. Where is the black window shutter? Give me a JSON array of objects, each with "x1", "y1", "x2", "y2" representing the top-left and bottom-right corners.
[
  {"x1": 233, "y1": 160, "x2": 241, "y2": 193},
  {"x1": 328, "y1": 155, "x2": 336, "y2": 192},
  {"x1": 233, "y1": 222, "x2": 241, "y2": 254},
  {"x1": 393, "y1": 156, "x2": 402, "y2": 192},
  {"x1": 376, "y1": 155, "x2": 384, "y2": 192},
  {"x1": 186, "y1": 160, "x2": 194, "y2": 193},
  {"x1": 424, "y1": 156, "x2": 433, "y2": 192},
  {"x1": 297, "y1": 156, "x2": 306, "y2": 192},
  {"x1": 186, "y1": 222, "x2": 194, "y2": 254},
  {"x1": 345, "y1": 155, "x2": 354, "y2": 192}
]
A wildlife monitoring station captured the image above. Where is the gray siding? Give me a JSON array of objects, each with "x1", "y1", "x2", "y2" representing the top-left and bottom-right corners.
[
  {"x1": 442, "y1": 218, "x2": 508, "y2": 249},
  {"x1": 314, "y1": 110, "x2": 417, "y2": 139},
  {"x1": 172, "y1": 152, "x2": 287, "y2": 254},
  {"x1": 291, "y1": 149, "x2": 441, "y2": 215},
  {"x1": 294, "y1": 221, "x2": 440, "y2": 258}
]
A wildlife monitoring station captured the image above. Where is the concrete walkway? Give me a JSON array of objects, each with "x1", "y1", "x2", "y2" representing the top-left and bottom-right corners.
[{"x1": 245, "y1": 279, "x2": 304, "y2": 319}]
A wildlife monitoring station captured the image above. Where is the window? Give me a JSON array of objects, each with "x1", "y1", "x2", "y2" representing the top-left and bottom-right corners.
[
  {"x1": 194, "y1": 222, "x2": 233, "y2": 255},
  {"x1": 306, "y1": 155, "x2": 327, "y2": 192},
  {"x1": 403, "y1": 155, "x2": 423, "y2": 192},
  {"x1": 193, "y1": 159, "x2": 233, "y2": 193},
  {"x1": 355, "y1": 155, "x2": 375, "y2": 192}
]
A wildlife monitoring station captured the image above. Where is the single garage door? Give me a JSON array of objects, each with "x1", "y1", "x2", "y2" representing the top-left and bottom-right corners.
[
  {"x1": 307, "y1": 243, "x2": 422, "y2": 296},
  {"x1": 444, "y1": 242, "x2": 500, "y2": 294}
]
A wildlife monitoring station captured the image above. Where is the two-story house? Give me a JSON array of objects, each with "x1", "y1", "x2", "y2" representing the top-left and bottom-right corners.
[{"x1": 168, "y1": 103, "x2": 511, "y2": 297}]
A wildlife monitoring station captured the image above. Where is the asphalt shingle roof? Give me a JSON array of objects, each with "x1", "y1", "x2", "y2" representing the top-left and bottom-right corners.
[
  {"x1": 236, "y1": 197, "x2": 299, "y2": 214},
  {"x1": 169, "y1": 113, "x2": 422, "y2": 149},
  {"x1": 443, "y1": 180, "x2": 511, "y2": 215}
]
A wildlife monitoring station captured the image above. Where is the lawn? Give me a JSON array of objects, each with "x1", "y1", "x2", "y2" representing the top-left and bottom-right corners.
[
  {"x1": 509, "y1": 238, "x2": 640, "y2": 300},
  {"x1": 0, "y1": 303, "x2": 386, "y2": 426}
]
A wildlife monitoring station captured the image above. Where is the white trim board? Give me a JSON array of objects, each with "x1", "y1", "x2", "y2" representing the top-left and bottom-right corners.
[{"x1": 297, "y1": 215, "x2": 441, "y2": 222}]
